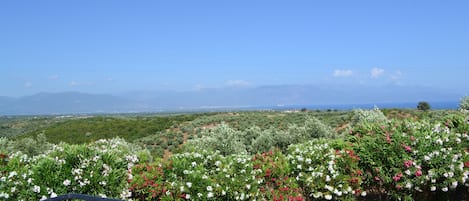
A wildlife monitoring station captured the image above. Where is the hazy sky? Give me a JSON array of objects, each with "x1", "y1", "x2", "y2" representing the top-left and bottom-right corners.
[{"x1": 1, "y1": 1, "x2": 468, "y2": 97}]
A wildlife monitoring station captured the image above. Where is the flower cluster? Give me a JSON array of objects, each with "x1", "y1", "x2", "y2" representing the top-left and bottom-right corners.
[
  {"x1": 0, "y1": 138, "x2": 150, "y2": 201},
  {"x1": 288, "y1": 139, "x2": 364, "y2": 200}
]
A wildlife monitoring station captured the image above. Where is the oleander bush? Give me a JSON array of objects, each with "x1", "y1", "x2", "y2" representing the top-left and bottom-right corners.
[{"x1": 0, "y1": 138, "x2": 151, "y2": 200}]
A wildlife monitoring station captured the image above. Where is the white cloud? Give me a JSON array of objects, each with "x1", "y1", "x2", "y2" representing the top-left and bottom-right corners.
[
  {"x1": 24, "y1": 82, "x2": 32, "y2": 88},
  {"x1": 389, "y1": 70, "x2": 403, "y2": 80},
  {"x1": 225, "y1": 79, "x2": 252, "y2": 87},
  {"x1": 370, "y1": 67, "x2": 385, "y2": 78},
  {"x1": 333, "y1": 69, "x2": 353, "y2": 77},
  {"x1": 69, "y1": 81, "x2": 79, "y2": 86}
]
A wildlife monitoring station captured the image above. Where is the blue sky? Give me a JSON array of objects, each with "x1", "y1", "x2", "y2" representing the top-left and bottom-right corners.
[{"x1": 1, "y1": 1, "x2": 468, "y2": 98}]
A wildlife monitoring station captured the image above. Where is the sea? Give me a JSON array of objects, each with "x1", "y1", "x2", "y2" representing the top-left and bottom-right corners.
[{"x1": 262, "y1": 101, "x2": 460, "y2": 111}]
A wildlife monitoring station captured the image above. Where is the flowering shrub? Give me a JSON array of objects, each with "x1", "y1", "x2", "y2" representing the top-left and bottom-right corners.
[
  {"x1": 351, "y1": 107, "x2": 388, "y2": 126},
  {"x1": 460, "y1": 96, "x2": 469, "y2": 111},
  {"x1": 288, "y1": 139, "x2": 364, "y2": 200},
  {"x1": 0, "y1": 138, "x2": 150, "y2": 200},
  {"x1": 348, "y1": 113, "x2": 469, "y2": 200},
  {"x1": 130, "y1": 149, "x2": 303, "y2": 200}
]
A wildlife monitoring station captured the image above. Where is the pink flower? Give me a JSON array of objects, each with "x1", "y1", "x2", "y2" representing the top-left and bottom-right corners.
[
  {"x1": 404, "y1": 160, "x2": 413, "y2": 168},
  {"x1": 403, "y1": 145, "x2": 412, "y2": 152},
  {"x1": 393, "y1": 173, "x2": 403, "y2": 182},
  {"x1": 415, "y1": 169, "x2": 422, "y2": 177}
]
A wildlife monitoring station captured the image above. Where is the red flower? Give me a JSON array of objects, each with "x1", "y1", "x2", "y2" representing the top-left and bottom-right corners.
[
  {"x1": 386, "y1": 134, "x2": 392, "y2": 144},
  {"x1": 404, "y1": 160, "x2": 413, "y2": 168},
  {"x1": 464, "y1": 161, "x2": 469, "y2": 168},
  {"x1": 393, "y1": 173, "x2": 403, "y2": 182},
  {"x1": 403, "y1": 145, "x2": 412, "y2": 152},
  {"x1": 356, "y1": 170, "x2": 363, "y2": 176},
  {"x1": 415, "y1": 169, "x2": 422, "y2": 177}
]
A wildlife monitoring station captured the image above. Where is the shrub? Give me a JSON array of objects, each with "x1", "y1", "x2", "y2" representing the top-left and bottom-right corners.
[
  {"x1": 288, "y1": 139, "x2": 364, "y2": 200},
  {"x1": 0, "y1": 138, "x2": 151, "y2": 200},
  {"x1": 184, "y1": 123, "x2": 247, "y2": 155},
  {"x1": 348, "y1": 115, "x2": 469, "y2": 200},
  {"x1": 9, "y1": 134, "x2": 52, "y2": 156},
  {"x1": 351, "y1": 107, "x2": 388, "y2": 126},
  {"x1": 417, "y1": 101, "x2": 431, "y2": 111},
  {"x1": 459, "y1": 96, "x2": 469, "y2": 111}
]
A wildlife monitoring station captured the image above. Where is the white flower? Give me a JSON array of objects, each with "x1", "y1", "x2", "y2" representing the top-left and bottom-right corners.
[
  {"x1": 0, "y1": 192, "x2": 9, "y2": 199},
  {"x1": 361, "y1": 191, "x2": 367, "y2": 197},
  {"x1": 448, "y1": 172, "x2": 454, "y2": 178},
  {"x1": 430, "y1": 186, "x2": 436, "y2": 191},
  {"x1": 222, "y1": 190, "x2": 226, "y2": 195},
  {"x1": 207, "y1": 192, "x2": 214, "y2": 198},
  {"x1": 207, "y1": 186, "x2": 213, "y2": 191},
  {"x1": 121, "y1": 189, "x2": 132, "y2": 198},
  {"x1": 313, "y1": 192, "x2": 322, "y2": 198},
  {"x1": 324, "y1": 194, "x2": 332, "y2": 200},
  {"x1": 33, "y1": 185, "x2": 41, "y2": 193},
  {"x1": 451, "y1": 181, "x2": 458, "y2": 189},
  {"x1": 442, "y1": 187, "x2": 448, "y2": 192},
  {"x1": 246, "y1": 184, "x2": 251, "y2": 190},
  {"x1": 8, "y1": 171, "x2": 17, "y2": 179},
  {"x1": 197, "y1": 193, "x2": 202, "y2": 197},
  {"x1": 405, "y1": 182, "x2": 413, "y2": 189},
  {"x1": 297, "y1": 164, "x2": 302, "y2": 169},
  {"x1": 186, "y1": 194, "x2": 190, "y2": 199},
  {"x1": 186, "y1": 182, "x2": 192, "y2": 188},
  {"x1": 192, "y1": 162, "x2": 197, "y2": 167},
  {"x1": 405, "y1": 170, "x2": 411, "y2": 175},
  {"x1": 424, "y1": 155, "x2": 431, "y2": 161},
  {"x1": 50, "y1": 192, "x2": 57, "y2": 198}
]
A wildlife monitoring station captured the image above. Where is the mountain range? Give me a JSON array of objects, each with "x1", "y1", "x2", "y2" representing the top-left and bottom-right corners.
[{"x1": 0, "y1": 84, "x2": 464, "y2": 115}]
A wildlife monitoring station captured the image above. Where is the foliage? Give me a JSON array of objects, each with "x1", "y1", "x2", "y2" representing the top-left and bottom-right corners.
[
  {"x1": 348, "y1": 112, "x2": 469, "y2": 200},
  {"x1": 460, "y1": 96, "x2": 469, "y2": 111},
  {"x1": 417, "y1": 101, "x2": 431, "y2": 111},
  {"x1": 288, "y1": 139, "x2": 364, "y2": 200},
  {"x1": 0, "y1": 116, "x2": 63, "y2": 138},
  {"x1": 19, "y1": 114, "x2": 199, "y2": 144},
  {"x1": 351, "y1": 107, "x2": 388, "y2": 127},
  {"x1": 130, "y1": 149, "x2": 303, "y2": 201},
  {"x1": 184, "y1": 123, "x2": 247, "y2": 155},
  {"x1": 0, "y1": 138, "x2": 151, "y2": 200},
  {"x1": 185, "y1": 117, "x2": 336, "y2": 155},
  {"x1": 9, "y1": 134, "x2": 52, "y2": 156},
  {"x1": 2, "y1": 107, "x2": 469, "y2": 200}
]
